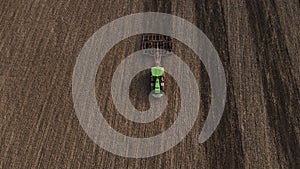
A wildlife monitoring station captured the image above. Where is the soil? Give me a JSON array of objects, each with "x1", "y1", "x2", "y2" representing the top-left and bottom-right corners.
[{"x1": 0, "y1": 0, "x2": 299, "y2": 168}]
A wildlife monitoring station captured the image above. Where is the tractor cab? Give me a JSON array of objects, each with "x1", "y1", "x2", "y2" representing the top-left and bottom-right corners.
[{"x1": 150, "y1": 66, "x2": 164, "y2": 98}]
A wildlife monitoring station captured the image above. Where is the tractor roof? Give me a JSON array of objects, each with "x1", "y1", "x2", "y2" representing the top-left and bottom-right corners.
[{"x1": 151, "y1": 67, "x2": 164, "y2": 76}]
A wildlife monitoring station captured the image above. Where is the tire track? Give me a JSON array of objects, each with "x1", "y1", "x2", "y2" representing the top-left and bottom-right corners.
[
  {"x1": 245, "y1": 0, "x2": 300, "y2": 168},
  {"x1": 193, "y1": 0, "x2": 246, "y2": 168}
]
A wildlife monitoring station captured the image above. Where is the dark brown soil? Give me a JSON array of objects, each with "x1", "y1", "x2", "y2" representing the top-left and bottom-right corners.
[{"x1": 0, "y1": 0, "x2": 299, "y2": 168}]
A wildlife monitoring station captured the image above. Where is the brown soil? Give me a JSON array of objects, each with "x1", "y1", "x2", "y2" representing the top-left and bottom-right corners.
[{"x1": 0, "y1": 0, "x2": 299, "y2": 168}]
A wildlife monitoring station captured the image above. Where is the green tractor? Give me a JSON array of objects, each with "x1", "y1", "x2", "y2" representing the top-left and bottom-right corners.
[
  {"x1": 150, "y1": 66, "x2": 164, "y2": 98},
  {"x1": 141, "y1": 34, "x2": 172, "y2": 98}
]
